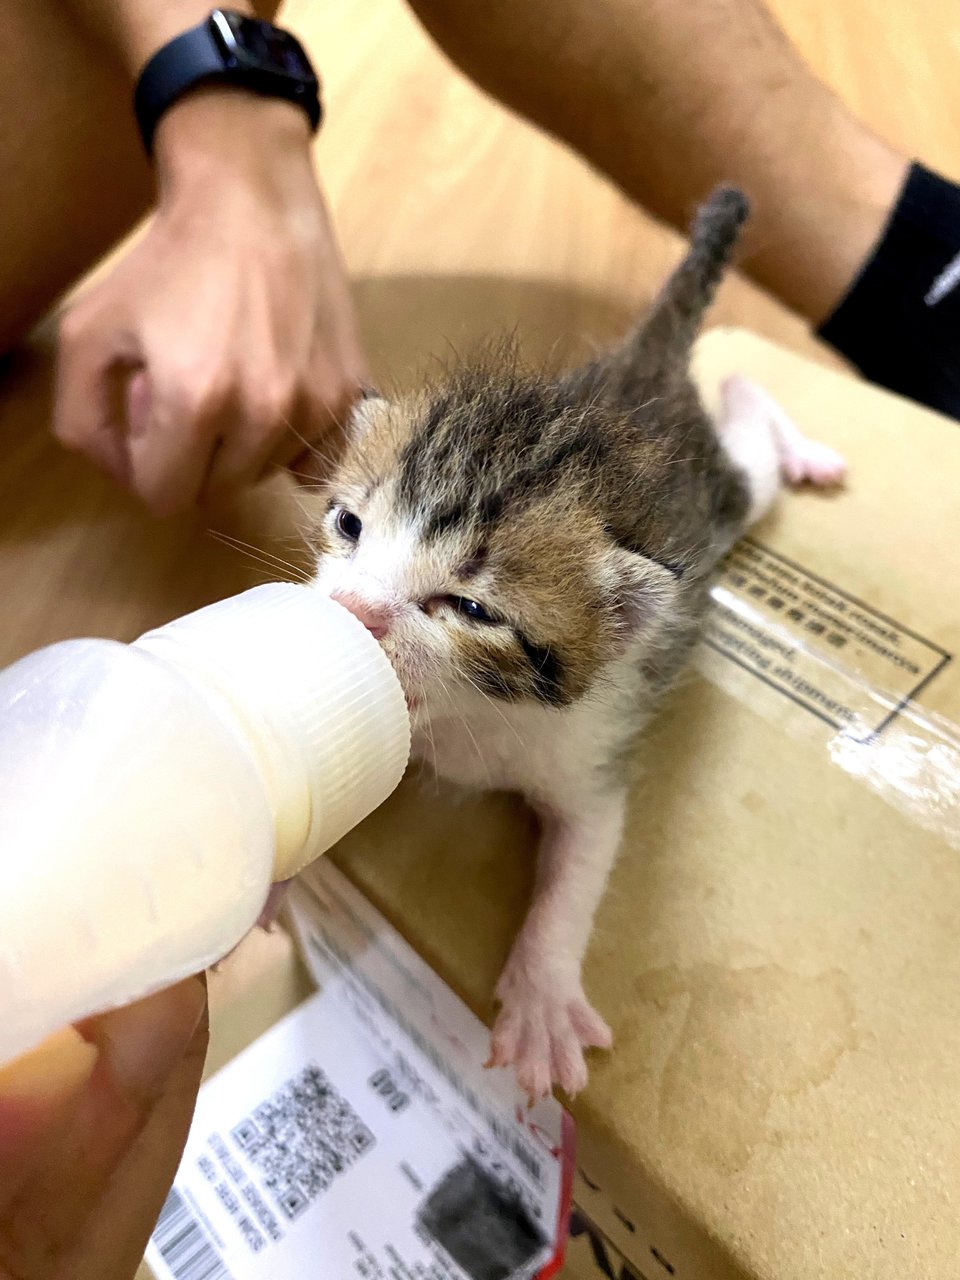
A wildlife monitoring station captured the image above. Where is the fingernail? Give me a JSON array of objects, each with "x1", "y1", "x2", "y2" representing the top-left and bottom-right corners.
[{"x1": 90, "y1": 978, "x2": 208, "y2": 1102}]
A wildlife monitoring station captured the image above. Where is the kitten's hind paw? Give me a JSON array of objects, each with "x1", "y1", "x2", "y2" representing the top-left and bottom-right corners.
[
  {"x1": 488, "y1": 971, "x2": 612, "y2": 1101},
  {"x1": 777, "y1": 431, "x2": 847, "y2": 489},
  {"x1": 721, "y1": 374, "x2": 847, "y2": 490}
]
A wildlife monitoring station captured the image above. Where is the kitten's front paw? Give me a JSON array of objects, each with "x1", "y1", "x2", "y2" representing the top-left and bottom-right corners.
[{"x1": 488, "y1": 967, "x2": 612, "y2": 1100}]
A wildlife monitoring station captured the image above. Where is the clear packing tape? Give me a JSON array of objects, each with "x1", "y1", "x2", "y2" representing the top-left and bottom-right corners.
[{"x1": 698, "y1": 538, "x2": 959, "y2": 851}]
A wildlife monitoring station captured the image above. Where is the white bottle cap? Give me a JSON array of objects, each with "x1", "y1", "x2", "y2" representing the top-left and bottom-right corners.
[{"x1": 135, "y1": 583, "x2": 410, "y2": 880}]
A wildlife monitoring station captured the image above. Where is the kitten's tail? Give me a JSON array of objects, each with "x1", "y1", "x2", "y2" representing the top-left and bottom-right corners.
[
  {"x1": 639, "y1": 186, "x2": 750, "y2": 365},
  {"x1": 564, "y1": 186, "x2": 749, "y2": 404}
]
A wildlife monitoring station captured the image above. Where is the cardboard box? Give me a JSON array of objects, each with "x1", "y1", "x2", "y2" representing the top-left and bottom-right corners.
[{"x1": 145, "y1": 329, "x2": 960, "y2": 1279}]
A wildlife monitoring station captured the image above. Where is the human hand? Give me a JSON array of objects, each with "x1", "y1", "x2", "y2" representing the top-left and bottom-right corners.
[
  {"x1": 0, "y1": 976, "x2": 207, "y2": 1280},
  {"x1": 53, "y1": 90, "x2": 368, "y2": 515}
]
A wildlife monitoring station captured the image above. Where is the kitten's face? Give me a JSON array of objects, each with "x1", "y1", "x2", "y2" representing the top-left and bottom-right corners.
[{"x1": 310, "y1": 379, "x2": 678, "y2": 719}]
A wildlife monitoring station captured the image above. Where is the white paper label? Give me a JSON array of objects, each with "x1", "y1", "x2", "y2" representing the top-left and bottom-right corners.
[{"x1": 146, "y1": 862, "x2": 573, "y2": 1280}]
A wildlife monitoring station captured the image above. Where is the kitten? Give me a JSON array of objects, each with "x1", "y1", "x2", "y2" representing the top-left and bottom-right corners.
[{"x1": 310, "y1": 188, "x2": 845, "y2": 1098}]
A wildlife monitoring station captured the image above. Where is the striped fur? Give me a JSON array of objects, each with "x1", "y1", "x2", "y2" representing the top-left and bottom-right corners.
[
  {"x1": 308, "y1": 188, "x2": 765, "y2": 1097},
  {"x1": 312, "y1": 189, "x2": 751, "y2": 723}
]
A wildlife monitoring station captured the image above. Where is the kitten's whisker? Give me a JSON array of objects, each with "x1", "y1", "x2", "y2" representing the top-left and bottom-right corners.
[
  {"x1": 277, "y1": 412, "x2": 339, "y2": 466},
  {"x1": 211, "y1": 544, "x2": 310, "y2": 584},
  {"x1": 436, "y1": 669, "x2": 510, "y2": 776},
  {"x1": 209, "y1": 529, "x2": 310, "y2": 575},
  {"x1": 278, "y1": 403, "x2": 385, "y2": 490},
  {"x1": 289, "y1": 494, "x2": 327, "y2": 524},
  {"x1": 433, "y1": 671, "x2": 493, "y2": 790},
  {"x1": 270, "y1": 528, "x2": 317, "y2": 549},
  {"x1": 275, "y1": 410, "x2": 366, "y2": 481},
  {"x1": 291, "y1": 519, "x2": 322, "y2": 555},
  {"x1": 460, "y1": 673, "x2": 526, "y2": 748},
  {"x1": 208, "y1": 530, "x2": 312, "y2": 585},
  {"x1": 409, "y1": 672, "x2": 440, "y2": 792}
]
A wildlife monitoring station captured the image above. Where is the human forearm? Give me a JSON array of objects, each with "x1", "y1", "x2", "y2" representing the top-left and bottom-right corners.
[{"x1": 60, "y1": 0, "x2": 262, "y2": 75}]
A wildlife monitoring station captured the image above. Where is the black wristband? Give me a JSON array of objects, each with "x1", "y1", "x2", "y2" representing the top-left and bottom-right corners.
[
  {"x1": 134, "y1": 10, "x2": 322, "y2": 156},
  {"x1": 817, "y1": 163, "x2": 960, "y2": 420}
]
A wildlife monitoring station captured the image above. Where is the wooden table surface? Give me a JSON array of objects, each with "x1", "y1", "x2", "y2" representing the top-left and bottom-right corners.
[{"x1": 2, "y1": 0, "x2": 958, "y2": 664}]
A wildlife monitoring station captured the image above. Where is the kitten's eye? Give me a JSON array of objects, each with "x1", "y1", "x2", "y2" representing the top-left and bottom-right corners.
[
  {"x1": 336, "y1": 509, "x2": 362, "y2": 542},
  {"x1": 449, "y1": 596, "x2": 496, "y2": 625}
]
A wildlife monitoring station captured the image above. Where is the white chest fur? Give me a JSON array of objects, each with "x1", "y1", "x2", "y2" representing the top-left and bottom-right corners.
[{"x1": 410, "y1": 662, "x2": 641, "y2": 809}]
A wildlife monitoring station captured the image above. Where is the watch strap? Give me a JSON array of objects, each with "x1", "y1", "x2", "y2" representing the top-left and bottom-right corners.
[
  {"x1": 133, "y1": 15, "x2": 321, "y2": 157},
  {"x1": 134, "y1": 23, "x2": 228, "y2": 155}
]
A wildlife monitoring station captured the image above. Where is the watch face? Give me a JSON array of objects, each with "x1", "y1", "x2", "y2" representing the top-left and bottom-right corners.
[{"x1": 211, "y1": 10, "x2": 315, "y2": 82}]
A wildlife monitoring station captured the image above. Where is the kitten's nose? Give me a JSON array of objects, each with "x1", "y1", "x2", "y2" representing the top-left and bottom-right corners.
[{"x1": 331, "y1": 590, "x2": 392, "y2": 641}]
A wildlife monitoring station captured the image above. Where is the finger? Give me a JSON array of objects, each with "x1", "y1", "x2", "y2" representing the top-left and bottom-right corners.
[
  {"x1": 53, "y1": 983, "x2": 209, "y2": 1280},
  {"x1": 285, "y1": 371, "x2": 363, "y2": 487},
  {"x1": 201, "y1": 416, "x2": 290, "y2": 508},
  {"x1": 198, "y1": 366, "x2": 310, "y2": 506},
  {"x1": 269, "y1": 410, "x2": 324, "y2": 476},
  {"x1": 126, "y1": 369, "x2": 224, "y2": 517},
  {"x1": 277, "y1": 422, "x2": 338, "y2": 489},
  {"x1": 285, "y1": 414, "x2": 348, "y2": 486},
  {"x1": 202, "y1": 371, "x2": 356, "y2": 505},
  {"x1": 0, "y1": 978, "x2": 206, "y2": 1279},
  {"x1": 53, "y1": 321, "x2": 132, "y2": 489},
  {"x1": 0, "y1": 1028, "x2": 98, "y2": 1204},
  {"x1": 287, "y1": 445, "x2": 324, "y2": 486}
]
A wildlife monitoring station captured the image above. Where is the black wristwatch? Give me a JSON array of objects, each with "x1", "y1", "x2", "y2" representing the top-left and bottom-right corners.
[{"x1": 133, "y1": 9, "x2": 322, "y2": 156}]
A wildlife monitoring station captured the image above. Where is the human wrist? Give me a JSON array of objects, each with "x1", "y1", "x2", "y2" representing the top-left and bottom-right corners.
[{"x1": 152, "y1": 87, "x2": 315, "y2": 198}]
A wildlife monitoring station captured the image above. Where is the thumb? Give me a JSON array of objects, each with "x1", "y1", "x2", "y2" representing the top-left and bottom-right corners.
[
  {"x1": 0, "y1": 1029, "x2": 98, "y2": 1203},
  {"x1": 0, "y1": 979, "x2": 207, "y2": 1279}
]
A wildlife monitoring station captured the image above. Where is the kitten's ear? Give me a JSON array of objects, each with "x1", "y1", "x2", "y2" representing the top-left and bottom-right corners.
[
  {"x1": 348, "y1": 392, "x2": 388, "y2": 438},
  {"x1": 602, "y1": 546, "x2": 682, "y2": 635}
]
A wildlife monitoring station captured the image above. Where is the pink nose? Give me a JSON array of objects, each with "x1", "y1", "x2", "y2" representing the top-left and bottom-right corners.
[{"x1": 331, "y1": 590, "x2": 392, "y2": 640}]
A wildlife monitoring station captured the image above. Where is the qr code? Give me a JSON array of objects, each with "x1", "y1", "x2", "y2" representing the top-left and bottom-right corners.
[{"x1": 230, "y1": 1064, "x2": 375, "y2": 1221}]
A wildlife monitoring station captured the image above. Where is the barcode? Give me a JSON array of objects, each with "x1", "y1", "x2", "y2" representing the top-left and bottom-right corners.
[
  {"x1": 230, "y1": 1063, "x2": 375, "y2": 1221},
  {"x1": 152, "y1": 1187, "x2": 233, "y2": 1280}
]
